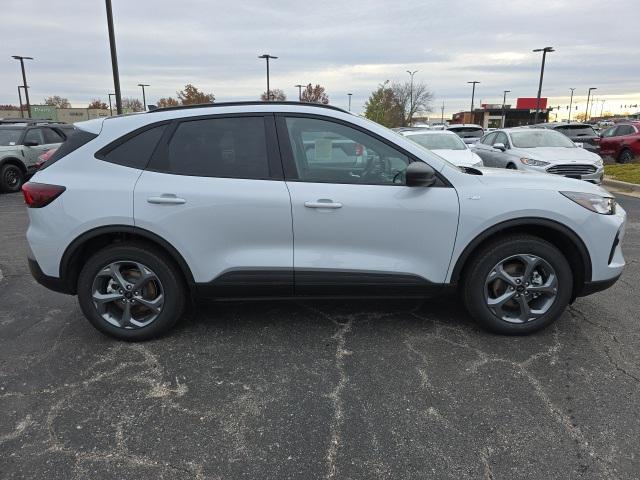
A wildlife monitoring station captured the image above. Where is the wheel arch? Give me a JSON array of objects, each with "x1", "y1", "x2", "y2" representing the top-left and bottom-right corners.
[
  {"x1": 450, "y1": 217, "x2": 592, "y2": 298},
  {"x1": 60, "y1": 225, "x2": 195, "y2": 295},
  {"x1": 0, "y1": 157, "x2": 27, "y2": 173}
]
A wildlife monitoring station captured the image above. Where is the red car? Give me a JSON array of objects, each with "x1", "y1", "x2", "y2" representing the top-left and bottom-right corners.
[
  {"x1": 598, "y1": 121, "x2": 640, "y2": 163},
  {"x1": 35, "y1": 147, "x2": 58, "y2": 170}
]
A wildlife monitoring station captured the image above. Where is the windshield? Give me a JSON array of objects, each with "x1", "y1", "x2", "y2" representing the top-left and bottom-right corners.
[
  {"x1": 408, "y1": 133, "x2": 467, "y2": 150},
  {"x1": 555, "y1": 125, "x2": 597, "y2": 137},
  {"x1": 449, "y1": 127, "x2": 483, "y2": 138},
  {"x1": 510, "y1": 130, "x2": 575, "y2": 148},
  {"x1": 0, "y1": 128, "x2": 23, "y2": 146}
]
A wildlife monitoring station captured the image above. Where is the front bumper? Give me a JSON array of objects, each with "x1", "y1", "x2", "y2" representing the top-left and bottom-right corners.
[{"x1": 578, "y1": 274, "x2": 621, "y2": 297}]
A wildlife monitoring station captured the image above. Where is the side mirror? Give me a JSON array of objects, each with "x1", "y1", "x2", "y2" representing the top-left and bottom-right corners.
[
  {"x1": 493, "y1": 142, "x2": 506, "y2": 151},
  {"x1": 406, "y1": 162, "x2": 436, "y2": 187},
  {"x1": 23, "y1": 141, "x2": 39, "y2": 147}
]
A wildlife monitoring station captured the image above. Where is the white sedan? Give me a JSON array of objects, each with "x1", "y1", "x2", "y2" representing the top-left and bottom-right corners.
[{"x1": 399, "y1": 129, "x2": 484, "y2": 168}]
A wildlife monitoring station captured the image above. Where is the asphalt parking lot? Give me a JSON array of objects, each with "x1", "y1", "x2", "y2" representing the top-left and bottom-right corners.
[{"x1": 1, "y1": 191, "x2": 639, "y2": 480}]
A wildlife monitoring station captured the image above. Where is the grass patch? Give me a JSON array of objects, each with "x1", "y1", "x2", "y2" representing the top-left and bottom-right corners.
[{"x1": 604, "y1": 163, "x2": 640, "y2": 184}]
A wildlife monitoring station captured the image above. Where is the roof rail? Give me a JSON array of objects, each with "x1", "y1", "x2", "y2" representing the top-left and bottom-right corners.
[{"x1": 147, "y1": 101, "x2": 349, "y2": 114}]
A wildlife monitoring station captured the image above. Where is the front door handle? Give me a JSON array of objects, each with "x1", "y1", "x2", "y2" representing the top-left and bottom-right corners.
[
  {"x1": 147, "y1": 194, "x2": 186, "y2": 205},
  {"x1": 304, "y1": 199, "x2": 343, "y2": 209}
]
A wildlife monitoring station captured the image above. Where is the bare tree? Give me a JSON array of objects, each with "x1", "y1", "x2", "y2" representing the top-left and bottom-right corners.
[
  {"x1": 43, "y1": 96, "x2": 71, "y2": 108},
  {"x1": 391, "y1": 81, "x2": 434, "y2": 126},
  {"x1": 156, "y1": 97, "x2": 179, "y2": 108},
  {"x1": 87, "y1": 99, "x2": 108, "y2": 109},
  {"x1": 121, "y1": 98, "x2": 144, "y2": 112},
  {"x1": 260, "y1": 89, "x2": 286, "y2": 101},
  {"x1": 301, "y1": 84, "x2": 329, "y2": 104}
]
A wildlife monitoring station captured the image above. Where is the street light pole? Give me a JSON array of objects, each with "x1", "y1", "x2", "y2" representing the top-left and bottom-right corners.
[
  {"x1": 406, "y1": 70, "x2": 418, "y2": 126},
  {"x1": 585, "y1": 87, "x2": 597, "y2": 122},
  {"x1": 138, "y1": 83, "x2": 150, "y2": 110},
  {"x1": 532, "y1": 47, "x2": 554, "y2": 124},
  {"x1": 347, "y1": 93, "x2": 352, "y2": 112},
  {"x1": 17, "y1": 86, "x2": 27, "y2": 118},
  {"x1": 568, "y1": 88, "x2": 575, "y2": 122},
  {"x1": 294, "y1": 84, "x2": 304, "y2": 101},
  {"x1": 12, "y1": 55, "x2": 33, "y2": 118},
  {"x1": 501, "y1": 90, "x2": 511, "y2": 128},
  {"x1": 600, "y1": 99, "x2": 605, "y2": 118},
  {"x1": 467, "y1": 81, "x2": 480, "y2": 123},
  {"x1": 258, "y1": 54, "x2": 278, "y2": 101},
  {"x1": 441, "y1": 101, "x2": 445, "y2": 124},
  {"x1": 105, "y1": 0, "x2": 122, "y2": 114},
  {"x1": 108, "y1": 93, "x2": 115, "y2": 116}
]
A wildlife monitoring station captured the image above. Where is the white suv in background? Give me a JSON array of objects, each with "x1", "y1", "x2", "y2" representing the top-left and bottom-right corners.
[{"x1": 23, "y1": 102, "x2": 626, "y2": 340}]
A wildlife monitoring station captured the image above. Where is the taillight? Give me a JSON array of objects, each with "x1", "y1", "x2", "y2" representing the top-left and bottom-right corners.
[{"x1": 22, "y1": 183, "x2": 66, "y2": 208}]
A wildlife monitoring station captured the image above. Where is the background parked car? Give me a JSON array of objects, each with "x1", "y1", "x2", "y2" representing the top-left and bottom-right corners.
[
  {"x1": 472, "y1": 128, "x2": 604, "y2": 183},
  {"x1": 535, "y1": 122, "x2": 601, "y2": 155},
  {"x1": 446, "y1": 124, "x2": 484, "y2": 145},
  {"x1": 599, "y1": 121, "x2": 640, "y2": 163},
  {"x1": 399, "y1": 129, "x2": 483, "y2": 168},
  {"x1": 0, "y1": 121, "x2": 73, "y2": 192}
]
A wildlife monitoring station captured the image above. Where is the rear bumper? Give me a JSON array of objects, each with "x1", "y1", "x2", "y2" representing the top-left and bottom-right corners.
[{"x1": 28, "y1": 257, "x2": 73, "y2": 295}]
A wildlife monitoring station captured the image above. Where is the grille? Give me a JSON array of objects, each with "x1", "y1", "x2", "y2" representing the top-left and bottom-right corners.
[{"x1": 547, "y1": 164, "x2": 597, "y2": 175}]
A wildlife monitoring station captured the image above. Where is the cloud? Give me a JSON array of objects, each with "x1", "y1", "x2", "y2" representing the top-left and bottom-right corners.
[{"x1": 1, "y1": 0, "x2": 638, "y2": 115}]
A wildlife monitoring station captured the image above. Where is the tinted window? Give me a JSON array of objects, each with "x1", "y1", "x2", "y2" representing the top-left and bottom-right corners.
[
  {"x1": 615, "y1": 125, "x2": 635, "y2": 136},
  {"x1": 43, "y1": 127, "x2": 64, "y2": 144},
  {"x1": 102, "y1": 125, "x2": 166, "y2": 170},
  {"x1": 555, "y1": 125, "x2": 597, "y2": 137},
  {"x1": 285, "y1": 117, "x2": 410, "y2": 185},
  {"x1": 601, "y1": 126, "x2": 617, "y2": 138},
  {"x1": 0, "y1": 127, "x2": 22, "y2": 146},
  {"x1": 39, "y1": 129, "x2": 98, "y2": 171},
  {"x1": 24, "y1": 128, "x2": 44, "y2": 145},
  {"x1": 449, "y1": 127, "x2": 484, "y2": 138},
  {"x1": 162, "y1": 117, "x2": 270, "y2": 179}
]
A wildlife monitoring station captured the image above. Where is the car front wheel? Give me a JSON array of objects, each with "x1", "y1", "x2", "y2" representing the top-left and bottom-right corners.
[
  {"x1": 618, "y1": 149, "x2": 634, "y2": 164},
  {"x1": 77, "y1": 243, "x2": 185, "y2": 340},
  {"x1": 462, "y1": 235, "x2": 573, "y2": 334}
]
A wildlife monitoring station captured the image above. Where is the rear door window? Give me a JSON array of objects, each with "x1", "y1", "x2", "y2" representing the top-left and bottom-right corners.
[
  {"x1": 159, "y1": 116, "x2": 270, "y2": 179},
  {"x1": 615, "y1": 125, "x2": 635, "y2": 136},
  {"x1": 24, "y1": 128, "x2": 45, "y2": 145}
]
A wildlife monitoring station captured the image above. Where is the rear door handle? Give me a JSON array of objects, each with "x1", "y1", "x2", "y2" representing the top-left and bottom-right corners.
[
  {"x1": 147, "y1": 194, "x2": 186, "y2": 205},
  {"x1": 304, "y1": 200, "x2": 342, "y2": 209}
]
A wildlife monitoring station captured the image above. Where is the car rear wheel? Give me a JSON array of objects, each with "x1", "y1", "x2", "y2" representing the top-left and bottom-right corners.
[
  {"x1": 462, "y1": 235, "x2": 572, "y2": 334},
  {"x1": 77, "y1": 243, "x2": 185, "y2": 340},
  {"x1": 618, "y1": 149, "x2": 634, "y2": 164},
  {"x1": 0, "y1": 164, "x2": 24, "y2": 193}
]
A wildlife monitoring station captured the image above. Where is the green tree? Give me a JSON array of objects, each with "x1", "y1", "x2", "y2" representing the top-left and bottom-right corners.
[
  {"x1": 43, "y1": 96, "x2": 71, "y2": 108},
  {"x1": 177, "y1": 84, "x2": 215, "y2": 105},
  {"x1": 364, "y1": 81, "x2": 404, "y2": 128}
]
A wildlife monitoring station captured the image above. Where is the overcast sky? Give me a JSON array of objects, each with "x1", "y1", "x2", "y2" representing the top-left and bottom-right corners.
[{"x1": 1, "y1": 0, "x2": 639, "y2": 116}]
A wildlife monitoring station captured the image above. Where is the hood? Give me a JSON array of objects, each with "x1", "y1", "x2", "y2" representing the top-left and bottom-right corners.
[
  {"x1": 432, "y1": 149, "x2": 482, "y2": 167},
  {"x1": 474, "y1": 166, "x2": 610, "y2": 196},
  {"x1": 511, "y1": 146, "x2": 600, "y2": 164}
]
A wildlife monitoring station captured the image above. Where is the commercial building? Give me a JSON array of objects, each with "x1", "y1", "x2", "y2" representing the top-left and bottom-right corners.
[
  {"x1": 451, "y1": 97, "x2": 549, "y2": 128},
  {"x1": 0, "y1": 106, "x2": 112, "y2": 123}
]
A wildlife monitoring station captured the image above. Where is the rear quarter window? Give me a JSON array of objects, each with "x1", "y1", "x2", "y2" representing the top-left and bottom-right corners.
[{"x1": 97, "y1": 124, "x2": 167, "y2": 170}]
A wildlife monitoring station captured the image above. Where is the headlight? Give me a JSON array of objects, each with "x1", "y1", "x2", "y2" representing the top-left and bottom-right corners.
[
  {"x1": 473, "y1": 160, "x2": 484, "y2": 167},
  {"x1": 520, "y1": 157, "x2": 550, "y2": 167},
  {"x1": 560, "y1": 191, "x2": 616, "y2": 215},
  {"x1": 594, "y1": 157, "x2": 604, "y2": 167}
]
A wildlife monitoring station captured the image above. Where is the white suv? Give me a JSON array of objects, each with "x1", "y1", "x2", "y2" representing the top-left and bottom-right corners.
[{"x1": 23, "y1": 102, "x2": 626, "y2": 340}]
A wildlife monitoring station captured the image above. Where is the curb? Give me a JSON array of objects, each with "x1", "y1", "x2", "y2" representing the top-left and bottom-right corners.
[{"x1": 603, "y1": 176, "x2": 640, "y2": 193}]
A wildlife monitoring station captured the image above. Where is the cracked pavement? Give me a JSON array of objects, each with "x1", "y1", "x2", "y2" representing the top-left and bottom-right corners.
[{"x1": 1, "y1": 191, "x2": 639, "y2": 479}]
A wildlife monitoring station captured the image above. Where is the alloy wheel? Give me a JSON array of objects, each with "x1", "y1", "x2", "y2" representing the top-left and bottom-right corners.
[
  {"x1": 484, "y1": 254, "x2": 558, "y2": 324},
  {"x1": 91, "y1": 261, "x2": 164, "y2": 329}
]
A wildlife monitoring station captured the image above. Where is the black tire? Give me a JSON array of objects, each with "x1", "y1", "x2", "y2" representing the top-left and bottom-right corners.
[
  {"x1": 0, "y1": 163, "x2": 24, "y2": 193},
  {"x1": 77, "y1": 243, "x2": 185, "y2": 341},
  {"x1": 461, "y1": 235, "x2": 573, "y2": 335},
  {"x1": 506, "y1": 163, "x2": 517, "y2": 170},
  {"x1": 618, "y1": 149, "x2": 634, "y2": 164}
]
